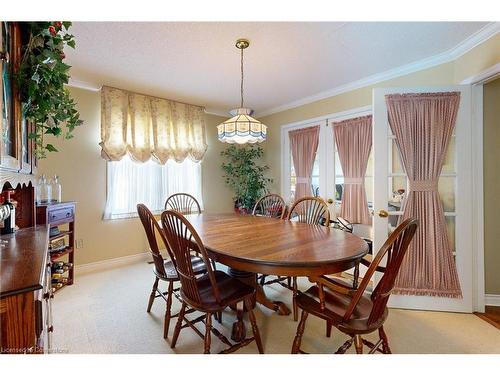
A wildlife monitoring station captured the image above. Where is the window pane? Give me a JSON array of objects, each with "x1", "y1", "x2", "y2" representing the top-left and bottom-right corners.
[
  {"x1": 366, "y1": 150, "x2": 374, "y2": 176},
  {"x1": 445, "y1": 216, "x2": 456, "y2": 254},
  {"x1": 442, "y1": 136, "x2": 455, "y2": 173},
  {"x1": 334, "y1": 151, "x2": 343, "y2": 176},
  {"x1": 365, "y1": 176, "x2": 373, "y2": 206},
  {"x1": 438, "y1": 176, "x2": 455, "y2": 212},
  {"x1": 104, "y1": 155, "x2": 202, "y2": 220},
  {"x1": 392, "y1": 140, "x2": 404, "y2": 174}
]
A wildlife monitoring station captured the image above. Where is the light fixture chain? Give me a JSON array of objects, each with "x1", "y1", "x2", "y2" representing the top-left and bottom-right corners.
[{"x1": 240, "y1": 46, "x2": 244, "y2": 108}]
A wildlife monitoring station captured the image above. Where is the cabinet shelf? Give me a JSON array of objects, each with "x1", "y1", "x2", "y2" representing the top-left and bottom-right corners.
[
  {"x1": 49, "y1": 230, "x2": 72, "y2": 241},
  {"x1": 50, "y1": 247, "x2": 74, "y2": 260}
]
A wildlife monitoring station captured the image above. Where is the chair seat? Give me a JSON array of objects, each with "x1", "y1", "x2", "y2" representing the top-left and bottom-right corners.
[
  {"x1": 156, "y1": 255, "x2": 207, "y2": 280},
  {"x1": 183, "y1": 270, "x2": 255, "y2": 312},
  {"x1": 295, "y1": 285, "x2": 388, "y2": 334}
]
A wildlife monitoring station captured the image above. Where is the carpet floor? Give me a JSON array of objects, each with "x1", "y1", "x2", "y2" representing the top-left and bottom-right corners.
[{"x1": 51, "y1": 261, "x2": 500, "y2": 354}]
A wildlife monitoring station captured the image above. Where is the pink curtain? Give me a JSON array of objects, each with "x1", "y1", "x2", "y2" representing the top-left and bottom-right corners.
[
  {"x1": 333, "y1": 115, "x2": 372, "y2": 224},
  {"x1": 386, "y1": 92, "x2": 462, "y2": 298},
  {"x1": 289, "y1": 126, "x2": 320, "y2": 200}
]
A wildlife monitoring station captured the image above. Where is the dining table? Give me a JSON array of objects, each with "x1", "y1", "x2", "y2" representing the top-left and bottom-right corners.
[{"x1": 161, "y1": 213, "x2": 369, "y2": 342}]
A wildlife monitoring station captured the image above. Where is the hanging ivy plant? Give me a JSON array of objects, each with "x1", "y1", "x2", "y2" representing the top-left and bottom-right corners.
[{"x1": 17, "y1": 21, "x2": 82, "y2": 158}]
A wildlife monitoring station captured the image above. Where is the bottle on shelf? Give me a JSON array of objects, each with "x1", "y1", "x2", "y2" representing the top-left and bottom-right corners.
[
  {"x1": 52, "y1": 277, "x2": 69, "y2": 285},
  {"x1": 37, "y1": 175, "x2": 52, "y2": 204},
  {"x1": 51, "y1": 175, "x2": 62, "y2": 203}
]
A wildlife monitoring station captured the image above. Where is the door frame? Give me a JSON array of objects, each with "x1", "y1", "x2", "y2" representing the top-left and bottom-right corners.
[
  {"x1": 461, "y1": 62, "x2": 500, "y2": 312},
  {"x1": 280, "y1": 105, "x2": 372, "y2": 205}
]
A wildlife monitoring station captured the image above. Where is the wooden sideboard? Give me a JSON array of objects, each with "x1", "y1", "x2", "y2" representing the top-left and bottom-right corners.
[{"x1": 0, "y1": 226, "x2": 53, "y2": 354}]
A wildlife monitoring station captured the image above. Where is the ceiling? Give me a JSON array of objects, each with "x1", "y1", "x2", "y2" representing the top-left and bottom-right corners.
[{"x1": 66, "y1": 22, "x2": 490, "y2": 116}]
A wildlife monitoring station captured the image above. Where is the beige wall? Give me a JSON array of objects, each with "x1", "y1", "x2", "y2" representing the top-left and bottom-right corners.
[
  {"x1": 483, "y1": 77, "x2": 500, "y2": 295},
  {"x1": 39, "y1": 87, "x2": 233, "y2": 265}
]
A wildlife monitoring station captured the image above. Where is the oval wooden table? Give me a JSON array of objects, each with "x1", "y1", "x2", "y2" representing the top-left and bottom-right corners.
[{"x1": 179, "y1": 213, "x2": 369, "y2": 342}]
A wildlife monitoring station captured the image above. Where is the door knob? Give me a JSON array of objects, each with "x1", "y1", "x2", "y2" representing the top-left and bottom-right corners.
[
  {"x1": 326, "y1": 198, "x2": 334, "y2": 204},
  {"x1": 377, "y1": 209, "x2": 389, "y2": 218}
]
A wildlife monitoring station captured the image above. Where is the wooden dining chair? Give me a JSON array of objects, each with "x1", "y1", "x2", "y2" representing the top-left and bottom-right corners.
[
  {"x1": 137, "y1": 204, "x2": 207, "y2": 339},
  {"x1": 333, "y1": 217, "x2": 353, "y2": 232},
  {"x1": 291, "y1": 218, "x2": 418, "y2": 354},
  {"x1": 286, "y1": 196, "x2": 331, "y2": 321},
  {"x1": 161, "y1": 210, "x2": 264, "y2": 354},
  {"x1": 251, "y1": 194, "x2": 288, "y2": 286},
  {"x1": 252, "y1": 193, "x2": 286, "y2": 219},
  {"x1": 164, "y1": 193, "x2": 201, "y2": 214}
]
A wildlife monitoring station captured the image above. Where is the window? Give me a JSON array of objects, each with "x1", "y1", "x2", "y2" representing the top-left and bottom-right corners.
[
  {"x1": 103, "y1": 155, "x2": 203, "y2": 220},
  {"x1": 290, "y1": 153, "x2": 319, "y2": 201},
  {"x1": 334, "y1": 149, "x2": 374, "y2": 208}
]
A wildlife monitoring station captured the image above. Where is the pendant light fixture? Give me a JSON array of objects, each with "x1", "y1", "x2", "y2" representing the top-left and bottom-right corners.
[{"x1": 217, "y1": 39, "x2": 267, "y2": 144}]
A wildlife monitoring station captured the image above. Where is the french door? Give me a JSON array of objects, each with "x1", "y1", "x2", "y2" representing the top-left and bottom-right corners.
[
  {"x1": 372, "y1": 86, "x2": 473, "y2": 313},
  {"x1": 281, "y1": 106, "x2": 372, "y2": 217},
  {"x1": 282, "y1": 86, "x2": 475, "y2": 313}
]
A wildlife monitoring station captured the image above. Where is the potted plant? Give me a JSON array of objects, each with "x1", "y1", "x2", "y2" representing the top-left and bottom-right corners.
[{"x1": 221, "y1": 145, "x2": 273, "y2": 214}]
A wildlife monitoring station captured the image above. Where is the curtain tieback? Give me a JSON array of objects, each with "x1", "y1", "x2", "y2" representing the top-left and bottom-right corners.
[
  {"x1": 344, "y1": 177, "x2": 363, "y2": 185},
  {"x1": 408, "y1": 179, "x2": 438, "y2": 192},
  {"x1": 296, "y1": 177, "x2": 309, "y2": 184}
]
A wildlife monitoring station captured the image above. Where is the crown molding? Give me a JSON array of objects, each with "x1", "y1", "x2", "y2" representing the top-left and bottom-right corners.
[
  {"x1": 257, "y1": 22, "x2": 500, "y2": 118},
  {"x1": 67, "y1": 78, "x2": 102, "y2": 92},
  {"x1": 460, "y1": 62, "x2": 500, "y2": 85}
]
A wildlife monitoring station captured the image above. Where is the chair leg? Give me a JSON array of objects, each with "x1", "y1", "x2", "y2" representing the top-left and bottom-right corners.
[
  {"x1": 171, "y1": 302, "x2": 186, "y2": 349},
  {"x1": 244, "y1": 297, "x2": 264, "y2": 354},
  {"x1": 291, "y1": 310, "x2": 308, "y2": 354},
  {"x1": 326, "y1": 321, "x2": 332, "y2": 338},
  {"x1": 215, "y1": 311, "x2": 222, "y2": 323},
  {"x1": 335, "y1": 337, "x2": 354, "y2": 354},
  {"x1": 163, "y1": 281, "x2": 174, "y2": 339},
  {"x1": 292, "y1": 277, "x2": 298, "y2": 321},
  {"x1": 287, "y1": 276, "x2": 292, "y2": 288},
  {"x1": 147, "y1": 276, "x2": 159, "y2": 312},
  {"x1": 260, "y1": 275, "x2": 266, "y2": 286},
  {"x1": 354, "y1": 334, "x2": 363, "y2": 354},
  {"x1": 204, "y1": 313, "x2": 212, "y2": 354},
  {"x1": 379, "y1": 326, "x2": 392, "y2": 354}
]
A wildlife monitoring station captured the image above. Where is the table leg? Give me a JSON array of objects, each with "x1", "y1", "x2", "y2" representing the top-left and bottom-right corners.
[{"x1": 227, "y1": 268, "x2": 291, "y2": 342}]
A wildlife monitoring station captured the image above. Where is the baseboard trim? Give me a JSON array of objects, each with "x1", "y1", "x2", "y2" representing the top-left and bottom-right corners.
[
  {"x1": 485, "y1": 294, "x2": 500, "y2": 307},
  {"x1": 76, "y1": 252, "x2": 150, "y2": 275}
]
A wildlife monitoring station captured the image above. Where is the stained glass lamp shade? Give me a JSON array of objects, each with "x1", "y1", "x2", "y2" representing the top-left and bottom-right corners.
[{"x1": 217, "y1": 108, "x2": 267, "y2": 144}]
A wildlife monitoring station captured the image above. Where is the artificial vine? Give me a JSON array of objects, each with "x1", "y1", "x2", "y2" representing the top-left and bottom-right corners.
[{"x1": 17, "y1": 21, "x2": 82, "y2": 158}]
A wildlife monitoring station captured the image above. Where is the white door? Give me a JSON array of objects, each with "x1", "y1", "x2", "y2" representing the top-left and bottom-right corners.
[{"x1": 372, "y1": 86, "x2": 473, "y2": 313}]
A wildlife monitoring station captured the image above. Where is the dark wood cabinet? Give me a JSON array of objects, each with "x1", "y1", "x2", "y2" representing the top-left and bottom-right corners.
[
  {"x1": 0, "y1": 226, "x2": 52, "y2": 354},
  {"x1": 37, "y1": 202, "x2": 77, "y2": 291}
]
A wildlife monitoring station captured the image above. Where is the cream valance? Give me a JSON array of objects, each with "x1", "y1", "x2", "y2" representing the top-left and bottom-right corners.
[{"x1": 100, "y1": 86, "x2": 207, "y2": 164}]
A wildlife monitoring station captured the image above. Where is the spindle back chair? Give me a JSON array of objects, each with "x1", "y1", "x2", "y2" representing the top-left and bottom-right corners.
[
  {"x1": 252, "y1": 193, "x2": 286, "y2": 219},
  {"x1": 137, "y1": 203, "x2": 206, "y2": 339},
  {"x1": 286, "y1": 196, "x2": 330, "y2": 320},
  {"x1": 291, "y1": 218, "x2": 418, "y2": 354},
  {"x1": 161, "y1": 210, "x2": 264, "y2": 354},
  {"x1": 287, "y1": 196, "x2": 330, "y2": 225},
  {"x1": 165, "y1": 193, "x2": 201, "y2": 214}
]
